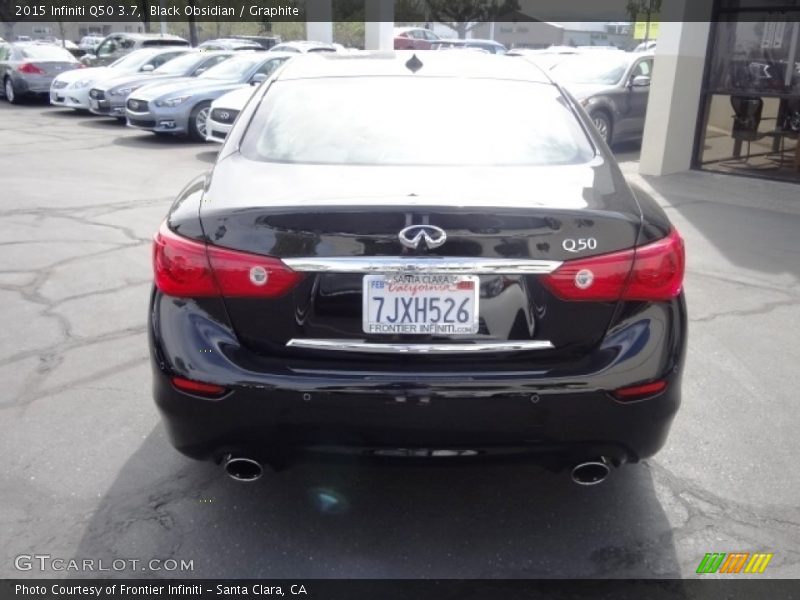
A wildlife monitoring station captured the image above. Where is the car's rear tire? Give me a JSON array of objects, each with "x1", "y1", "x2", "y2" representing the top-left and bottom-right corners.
[
  {"x1": 590, "y1": 110, "x2": 613, "y2": 145},
  {"x1": 188, "y1": 101, "x2": 211, "y2": 142},
  {"x1": 4, "y1": 77, "x2": 19, "y2": 104}
]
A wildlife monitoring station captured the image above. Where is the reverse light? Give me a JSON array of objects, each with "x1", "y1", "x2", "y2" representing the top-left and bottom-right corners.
[
  {"x1": 18, "y1": 63, "x2": 44, "y2": 74},
  {"x1": 541, "y1": 229, "x2": 685, "y2": 302},
  {"x1": 171, "y1": 376, "x2": 227, "y2": 397},
  {"x1": 612, "y1": 380, "x2": 668, "y2": 401},
  {"x1": 152, "y1": 222, "x2": 303, "y2": 298}
]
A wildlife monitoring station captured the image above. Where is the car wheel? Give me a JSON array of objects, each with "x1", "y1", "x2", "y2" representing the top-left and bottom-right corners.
[
  {"x1": 189, "y1": 102, "x2": 211, "y2": 142},
  {"x1": 4, "y1": 77, "x2": 18, "y2": 104},
  {"x1": 590, "y1": 111, "x2": 612, "y2": 145}
]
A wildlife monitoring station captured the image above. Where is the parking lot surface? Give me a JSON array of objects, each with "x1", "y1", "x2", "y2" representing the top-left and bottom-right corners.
[{"x1": 1, "y1": 100, "x2": 799, "y2": 578}]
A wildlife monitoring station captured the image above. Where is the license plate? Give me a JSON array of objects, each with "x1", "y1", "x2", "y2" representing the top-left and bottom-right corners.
[
  {"x1": 362, "y1": 274, "x2": 479, "y2": 335},
  {"x1": 90, "y1": 99, "x2": 99, "y2": 109}
]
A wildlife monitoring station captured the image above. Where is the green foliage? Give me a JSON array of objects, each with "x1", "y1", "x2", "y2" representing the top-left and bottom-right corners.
[{"x1": 422, "y1": 0, "x2": 520, "y2": 38}]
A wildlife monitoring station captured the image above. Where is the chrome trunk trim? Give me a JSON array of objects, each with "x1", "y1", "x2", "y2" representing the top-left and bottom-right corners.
[
  {"x1": 282, "y1": 256, "x2": 562, "y2": 275},
  {"x1": 286, "y1": 339, "x2": 555, "y2": 354}
]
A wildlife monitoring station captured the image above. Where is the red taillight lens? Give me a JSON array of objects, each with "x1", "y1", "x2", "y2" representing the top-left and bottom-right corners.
[
  {"x1": 206, "y1": 244, "x2": 304, "y2": 298},
  {"x1": 612, "y1": 380, "x2": 668, "y2": 401},
  {"x1": 171, "y1": 376, "x2": 227, "y2": 397},
  {"x1": 623, "y1": 229, "x2": 685, "y2": 301},
  {"x1": 153, "y1": 223, "x2": 219, "y2": 297},
  {"x1": 18, "y1": 63, "x2": 45, "y2": 74},
  {"x1": 541, "y1": 229, "x2": 684, "y2": 302},
  {"x1": 152, "y1": 222, "x2": 303, "y2": 298}
]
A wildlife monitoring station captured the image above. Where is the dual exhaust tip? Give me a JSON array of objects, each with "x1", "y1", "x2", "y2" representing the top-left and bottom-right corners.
[
  {"x1": 570, "y1": 457, "x2": 611, "y2": 486},
  {"x1": 223, "y1": 454, "x2": 612, "y2": 485},
  {"x1": 223, "y1": 455, "x2": 263, "y2": 482}
]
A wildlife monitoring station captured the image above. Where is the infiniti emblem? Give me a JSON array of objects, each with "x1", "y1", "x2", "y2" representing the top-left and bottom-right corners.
[
  {"x1": 398, "y1": 225, "x2": 447, "y2": 250},
  {"x1": 218, "y1": 111, "x2": 230, "y2": 120}
]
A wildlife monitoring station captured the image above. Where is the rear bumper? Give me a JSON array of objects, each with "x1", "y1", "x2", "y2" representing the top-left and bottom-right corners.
[{"x1": 149, "y1": 290, "x2": 687, "y2": 465}]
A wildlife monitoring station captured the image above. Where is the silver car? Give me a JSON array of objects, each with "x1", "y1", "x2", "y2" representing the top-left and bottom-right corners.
[
  {"x1": 125, "y1": 52, "x2": 293, "y2": 141},
  {"x1": 0, "y1": 42, "x2": 80, "y2": 103},
  {"x1": 549, "y1": 51, "x2": 655, "y2": 145},
  {"x1": 88, "y1": 50, "x2": 233, "y2": 121}
]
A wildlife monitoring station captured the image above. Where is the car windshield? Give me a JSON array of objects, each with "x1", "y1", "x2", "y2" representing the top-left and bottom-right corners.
[
  {"x1": 199, "y1": 56, "x2": 259, "y2": 80},
  {"x1": 550, "y1": 55, "x2": 630, "y2": 85},
  {"x1": 241, "y1": 78, "x2": 594, "y2": 166},
  {"x1": 18, "y1": 45, "x2": 75, "y2": 61},
  {"x1": 110, "y1": 50, "x2": 158, "y2": 71},
  {"x1": 153, "y1": 52, "x2": 203, "y2": 75}
]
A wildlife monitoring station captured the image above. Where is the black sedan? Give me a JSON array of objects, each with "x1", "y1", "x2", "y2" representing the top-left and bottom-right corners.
[{"x1": 149, "y1": 52, "x2": 686, "y2": 485}]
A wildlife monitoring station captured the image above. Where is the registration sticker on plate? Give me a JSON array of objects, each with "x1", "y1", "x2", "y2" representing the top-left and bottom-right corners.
[{"x1": 362, "y1": 274, "x2": 479, "y2": 335}]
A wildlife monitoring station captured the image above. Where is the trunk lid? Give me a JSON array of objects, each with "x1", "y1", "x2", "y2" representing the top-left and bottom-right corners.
[{"x1": 199, "y1": 155, "x2": 641, "y2": 366}]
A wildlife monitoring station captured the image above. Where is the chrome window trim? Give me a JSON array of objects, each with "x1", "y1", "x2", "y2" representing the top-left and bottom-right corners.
[
  {"x1": 286, "y1": 339, "x2": 555, "y2": 354},
  {"x1": 282, "y1": 257, "x2": 562, "y2": 275}
]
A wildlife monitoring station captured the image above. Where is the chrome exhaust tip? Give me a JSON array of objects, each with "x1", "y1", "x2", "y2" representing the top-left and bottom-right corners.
[
  {"x1": 223, "y1": 455, "x2": 263, "y2": 482},
  {"x1": 570, "y1": 457, "x2": 611, "y2": 486}
]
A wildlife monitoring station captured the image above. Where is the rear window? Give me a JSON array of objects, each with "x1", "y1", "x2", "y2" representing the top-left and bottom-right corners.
[
  {"x1": 241, "y1": 77, "x2": 594, "y2": 166},
  {"x1": 142, "y1": 39, "x2": 189, "y2": 47},
  {"x1": 19, "y1": 45, "x2": 76, "y2": 61}
]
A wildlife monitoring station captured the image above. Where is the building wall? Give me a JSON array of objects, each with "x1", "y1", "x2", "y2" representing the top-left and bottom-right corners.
[{"x1": 472, "y1": 21, "x2": 563, "y2": 49}]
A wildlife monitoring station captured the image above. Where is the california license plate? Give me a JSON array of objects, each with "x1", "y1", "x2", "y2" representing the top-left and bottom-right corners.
[
  {"x1": 362, "y1": 274, "x2": 479, "y2": 335},
  {"x1": 90, "y1": 99, "x2": 99, "y2": 109}
]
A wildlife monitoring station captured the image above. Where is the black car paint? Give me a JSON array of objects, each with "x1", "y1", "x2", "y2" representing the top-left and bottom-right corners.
[{"x1": 149, "y1": 57, "x2": 686, "y2": 470}]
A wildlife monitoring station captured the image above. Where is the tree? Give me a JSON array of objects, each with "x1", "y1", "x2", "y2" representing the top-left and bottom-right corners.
[
  {"x1": 422, "y1": 0, "x2": 520, "y2": 39},
  {"x1": 626, "y1": 0, "x2": 662, "y2": 41}
]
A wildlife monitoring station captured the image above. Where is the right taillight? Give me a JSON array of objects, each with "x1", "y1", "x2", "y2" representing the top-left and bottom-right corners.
[
  {"x1": 541, "y1": 229, "x2": 685, "y2": 302},
  {"x1": 153, "y1": 222, "x2": 303, "y2": 298}
]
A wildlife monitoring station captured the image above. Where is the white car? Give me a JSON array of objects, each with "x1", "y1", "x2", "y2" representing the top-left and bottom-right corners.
[
  {"x1": 50, "y1": 47, "x2": 188, "y2": 110},
  {"x1": 205, "y1": 85, "x2": 256, "y2": 143}
]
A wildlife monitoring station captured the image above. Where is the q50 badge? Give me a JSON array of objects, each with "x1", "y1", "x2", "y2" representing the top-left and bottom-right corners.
[{"x1": 562, "y1": 238, "x2": 597, "y2": 253}]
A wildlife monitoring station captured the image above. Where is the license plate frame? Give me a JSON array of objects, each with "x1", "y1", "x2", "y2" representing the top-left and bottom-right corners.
[
  {"x1": 362, "y1": 273, "x2": 480, "y2": 335},
  {"x1": 90, "y1": 98, "x2": 99, "y2": 110}
]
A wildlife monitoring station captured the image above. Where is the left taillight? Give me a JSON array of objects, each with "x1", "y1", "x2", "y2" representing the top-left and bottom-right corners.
[
  {"x1": 153, "y1": 221, "x2": 303, "y2": 298},
  {"x1": 541, "y1": 229, "x2": 685, "y2": 302},
  {"x1": 18, "y1": 63, "x2": 45, "y2": 74}
]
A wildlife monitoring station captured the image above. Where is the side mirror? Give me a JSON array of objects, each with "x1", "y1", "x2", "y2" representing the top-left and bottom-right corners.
[
  {"x1": 250, "y1": 73, "x2": 267, "y2": 86},
  {"x1": 141, "y1": 64, "x2": 155, "y2": 72},
  {"x1": 631, "y1": 74, "x2": 651, "y2": 87}
]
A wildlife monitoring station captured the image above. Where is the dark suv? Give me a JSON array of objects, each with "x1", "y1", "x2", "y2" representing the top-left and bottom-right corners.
[{"x1": 81, "y1": 33, "x2": 189, "y2": 67}]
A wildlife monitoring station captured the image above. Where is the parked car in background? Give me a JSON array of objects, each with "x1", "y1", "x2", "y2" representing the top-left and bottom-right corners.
[
  {"x1": 431, "y1": 39, "x2": 507, "y2": 54},
  {"x1": 205, "y1": 85, "x2": 256, "y2": 143},
  {"x1": 198, "y1": 39, "x2": 265, "y2": 52},
  {"x1": 634, "y1": 40, "x2": 657, "y2": 52},
  {"x1": 269, "y1": 41, "x2": 339, "y2": 54},
  {"x1": 79, "y1": 35, "x2": 105, "y2": 54},
  {"x1": 507, "y1": 47, "x2": 581, "y2": 70},
  {"x1": 149, "y1": 52, "x2": 686, "y2": 484},
  {"x1": 89, "y1": 50, "x2": 233, "y2": 121},
  {"x1": 1, "y1": 42, "x2": 81, "y2": 104},
  {"x1": 81, "y1": 33, "x2": 189, "y2": 67},
  {"x1": 393, "y1": 27, "x2": 440, "y2": 50},
  {"x1": 51, "y1": 47, "x2": 190, "y2": 111},
  {"x1": 229, "y1": 35, "x2": 281, "y2": 50},
  {"x1": 550, "y1": 51, "x2": 654, "y2": 145},
  {"x1": 125, "y1": 52, "x2": 292, "y2": 141}
]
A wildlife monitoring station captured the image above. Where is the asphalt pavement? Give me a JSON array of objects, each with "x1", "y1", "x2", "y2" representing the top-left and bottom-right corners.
[{"x1": 1, "y1": 99, "x2": 798, "y2": 579}]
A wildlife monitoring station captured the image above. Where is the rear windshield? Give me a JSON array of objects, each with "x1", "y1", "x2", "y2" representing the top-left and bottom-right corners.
[
  {"x1": 141, "y1": 39, "x2": 189, "y2": 47},
  {"x1": 18, "y1": 45, "x2": 76, "y2": 61},
  {"x1": 241, "y1": 77, "x2": 594, "y2": 166}
]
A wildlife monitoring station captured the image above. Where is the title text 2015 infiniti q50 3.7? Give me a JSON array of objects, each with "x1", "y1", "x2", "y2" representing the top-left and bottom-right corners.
[{"x1": 149, "y1": 52, "x2": 686, "y2": 485}]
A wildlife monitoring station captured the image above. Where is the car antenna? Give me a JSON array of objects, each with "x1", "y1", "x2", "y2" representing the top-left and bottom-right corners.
[{"x1": 405, "y1": 54, "x2": 423, "y2": 73}]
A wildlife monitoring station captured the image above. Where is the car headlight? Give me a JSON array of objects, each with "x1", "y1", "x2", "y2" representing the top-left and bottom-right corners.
[
  {"x1": 73, "y1": 79, "x2": 93, "y2": 89},
  {"x1": 110, "y1": 86, "x2": 137, "y2": 97},
  {"x1": 155, "y1": 95, "x2": 191, "y2": 108}
]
